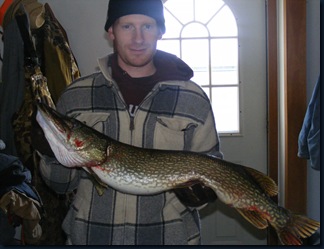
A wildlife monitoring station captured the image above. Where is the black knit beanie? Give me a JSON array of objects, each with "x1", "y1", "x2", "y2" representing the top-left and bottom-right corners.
[{"x1": 104, "y1": 0, "x2": 166, "y2": 34}]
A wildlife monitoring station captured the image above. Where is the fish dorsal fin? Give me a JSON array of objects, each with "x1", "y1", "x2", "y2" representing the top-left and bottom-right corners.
[
  {"x1": 236, "y1": 208, "x2": 268, "y2": 229},
  {"x1": 243, "y1": 166, "x2": 278, "y2": 197}
]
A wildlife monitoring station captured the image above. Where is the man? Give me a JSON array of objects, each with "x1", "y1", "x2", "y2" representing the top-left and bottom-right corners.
[{"x1": 33, "y1": 0, "x2": 223, "y2": 245}]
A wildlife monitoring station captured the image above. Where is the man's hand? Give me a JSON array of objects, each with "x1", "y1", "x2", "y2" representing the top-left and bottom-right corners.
[{"x1": 174, "y1": 183, "x2": 217, "y2": 207}]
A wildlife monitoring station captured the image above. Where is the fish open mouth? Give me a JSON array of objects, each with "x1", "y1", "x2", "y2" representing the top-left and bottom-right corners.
[{"x1": 36, "y1": 103, "x2": 96, "y2": 167}]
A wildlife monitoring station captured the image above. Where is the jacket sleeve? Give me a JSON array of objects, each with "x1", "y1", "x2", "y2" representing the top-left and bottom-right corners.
[{"x1": 38, "y1": 153, "x2": 81, "y2": 194}]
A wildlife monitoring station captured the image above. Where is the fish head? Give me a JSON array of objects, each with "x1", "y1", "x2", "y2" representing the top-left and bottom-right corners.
[{"x1": 36, "y1": 103, "x2": 109, "y2": 167}]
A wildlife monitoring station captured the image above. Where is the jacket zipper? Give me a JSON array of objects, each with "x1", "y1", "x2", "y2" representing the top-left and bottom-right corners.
[
  {"x1": 129, "y1": 116, "x2": 135, "y2": 145},
  {"x1": 111, "y1": 80, "x2": 161, "y2": 145},
  {"x1": 129, "y1": 116, "x2": 135, "y2": 131},
  {"x1": 128, "y1": 87, "x2": 158, "y2": 144}
]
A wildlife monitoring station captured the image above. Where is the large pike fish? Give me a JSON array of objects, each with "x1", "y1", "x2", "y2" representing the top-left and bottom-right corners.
[{"x1": 36, "y1": 103, "x2": 319, "y2": 245}]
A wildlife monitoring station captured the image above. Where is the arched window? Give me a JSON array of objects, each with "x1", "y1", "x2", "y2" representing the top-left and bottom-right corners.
[{"x1": 157, "y1": 0, "x2": 239, "y2": 134}]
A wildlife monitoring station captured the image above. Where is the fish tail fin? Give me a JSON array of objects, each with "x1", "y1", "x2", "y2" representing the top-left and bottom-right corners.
[{"x1": 276, "y1": 214, "x2": 320, "y2": 245}]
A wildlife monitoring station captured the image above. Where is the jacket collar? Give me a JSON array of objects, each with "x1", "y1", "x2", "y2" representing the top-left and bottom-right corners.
[{"x1": 98, "y1": 50, "x2": 193, "y2": 84}]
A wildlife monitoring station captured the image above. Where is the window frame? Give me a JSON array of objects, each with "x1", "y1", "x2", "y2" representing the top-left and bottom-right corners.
[{"x1": 158, "y1": 0, "x2": 241, "y2": 136}]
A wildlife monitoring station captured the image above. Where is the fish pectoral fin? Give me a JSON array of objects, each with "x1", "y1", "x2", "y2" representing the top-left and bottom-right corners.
[
  {"x1": 243, "y1": 166, "x2": 278, "y2": 197},
  {"x1": 83, "y1": 167, "x2": 108, "y2": 196},
  {"x1": 235, "y1": 208, "x2": 268, "y2": 229}
]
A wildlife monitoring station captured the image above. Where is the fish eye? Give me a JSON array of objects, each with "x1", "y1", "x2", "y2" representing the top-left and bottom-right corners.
[{"x1": 68, "y1": 119, "x2": 81, "y2": 129}]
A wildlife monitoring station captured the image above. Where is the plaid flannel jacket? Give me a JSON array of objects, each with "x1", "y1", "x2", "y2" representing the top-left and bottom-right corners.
[{"x1": 38, "y1": 52, "x2": 222, "y2": 245}]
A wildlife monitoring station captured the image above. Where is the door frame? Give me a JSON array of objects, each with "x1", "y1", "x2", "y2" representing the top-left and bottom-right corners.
[{"x1": 266, "y1": 0, "x2": 307, "y2": 245}]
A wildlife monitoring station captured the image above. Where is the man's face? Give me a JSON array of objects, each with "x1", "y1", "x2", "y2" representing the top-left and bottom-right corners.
[{"x1": 108, "y1": 14, "x2": 162, "y2": 72}]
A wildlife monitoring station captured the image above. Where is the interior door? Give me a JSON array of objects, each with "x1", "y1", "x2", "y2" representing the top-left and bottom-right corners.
[{"x1": 199, "y1": 0, "x2": 268, "y2": 245}]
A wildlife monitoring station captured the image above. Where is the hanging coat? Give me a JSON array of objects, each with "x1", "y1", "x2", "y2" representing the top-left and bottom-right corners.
[
  {"x1": 298, "y1": 75, "x2": 320, "y2": 170},
  {"x1": 0, "y1": 1, "x2": 80, "y2": 245},
  {"x1": 0, "y1": 153, "x2": 43, "y2": 245},
  {"x1": 0, "y1": 7, "x2": 25, "y2": 157},
  {"x1": 34, "y1": 3, "x2": 80, "y2": 104}
]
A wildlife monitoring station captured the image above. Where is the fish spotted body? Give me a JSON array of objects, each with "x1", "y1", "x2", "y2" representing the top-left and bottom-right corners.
[{"x1": 36, "y1": 103, "x2": 320, "y2": 245}]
